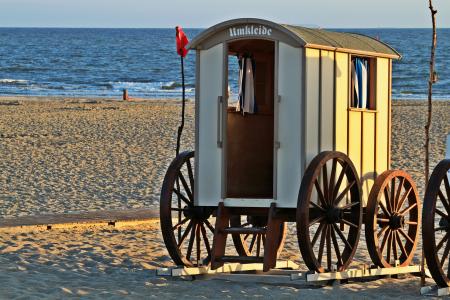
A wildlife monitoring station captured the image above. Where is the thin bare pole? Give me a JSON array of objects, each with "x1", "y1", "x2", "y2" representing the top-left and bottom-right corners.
[{"x1": 422, "y1": 0, "x2": 438, "y2": 287}]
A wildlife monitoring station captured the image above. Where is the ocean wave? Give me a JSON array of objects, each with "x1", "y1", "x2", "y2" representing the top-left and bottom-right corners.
[
  {"x1": 110, "y1": 81, "x2": 195, "y2": 93},
  {"x1": 0, "y1": 79, "x2": 29, "y2": 85}
]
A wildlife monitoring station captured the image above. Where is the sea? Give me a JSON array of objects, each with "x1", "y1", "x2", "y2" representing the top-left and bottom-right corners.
[{"x1": 0, "y1": 28, "x2": 449, "y2": 100}]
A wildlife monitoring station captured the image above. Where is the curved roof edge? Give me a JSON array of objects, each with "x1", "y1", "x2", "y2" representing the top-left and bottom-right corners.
[
  {"x1": 188, "y1": 18, "x2": 307, "y2": 49},
  {"x1": 188, "y1": 18, "x2": 401, "y2": 59}
]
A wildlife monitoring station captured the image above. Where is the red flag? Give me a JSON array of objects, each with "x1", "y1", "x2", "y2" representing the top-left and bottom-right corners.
[{"x1": 176, "y1": 26, "x2": 189, "y2": 58}]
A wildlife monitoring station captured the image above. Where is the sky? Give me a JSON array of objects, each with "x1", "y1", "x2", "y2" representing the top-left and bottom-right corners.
[{"x1": 0, "y1": 0, "x2": 449, "y2": 28}]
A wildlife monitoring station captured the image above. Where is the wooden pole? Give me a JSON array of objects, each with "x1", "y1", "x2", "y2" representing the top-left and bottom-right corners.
[
  {"x1": 422, "y1": 0, "x2": 438, "y2": 286},
  {"x1": 175, "y1": 55, "x2": 186, "y2": 156}
]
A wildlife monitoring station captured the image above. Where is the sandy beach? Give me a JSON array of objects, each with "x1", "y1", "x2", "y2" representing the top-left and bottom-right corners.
[{"x1": 0, "y1": 97, "x2": 449, "y2": 298}]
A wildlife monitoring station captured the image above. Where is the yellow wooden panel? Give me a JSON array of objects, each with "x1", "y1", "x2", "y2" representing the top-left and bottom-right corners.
[
  {"x1": 334, "y1": 52, "x2": 348, "y2": 154},
  {"x1": 362, "y1": 112, "x2": 375, "y2": 206},
  {"x1": 305, "y1": 48, "x2": 320, "y2": 165},
  {"x1": 375, "y1": 58, "x2": 389, "y2": 176},
  {"x1": 320, "y1": 50, "x2": 334, "y2": 152},
  {"x1": 348, "y1": 111, "x2": 361, "y2": 179}
]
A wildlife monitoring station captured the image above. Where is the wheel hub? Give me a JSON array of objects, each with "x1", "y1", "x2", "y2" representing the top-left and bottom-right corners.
[
  {"x1": 389, "y1": 214, "x2": 405, "y2": 230},
  {"x1": 326, "y1": 207, "x2": 343, "y2": 224},
  {"x1": 183, "y1": 206, "x2": 212, "y2": 221}
]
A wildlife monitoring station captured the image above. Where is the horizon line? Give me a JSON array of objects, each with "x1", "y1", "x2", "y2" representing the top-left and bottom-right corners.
[{"x1": 0, "y1": 26, "x2": 449, "y2": 30}]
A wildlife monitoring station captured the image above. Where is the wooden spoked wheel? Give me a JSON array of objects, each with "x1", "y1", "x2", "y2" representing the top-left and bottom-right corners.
[
  {"x1": 160, "y1": 151, "x2": 215, "y2": 267},
  {"x1": 423, "y1": 159, "x2": 450, "y2": 287},
  {"x1": 297, "y1": 151, "x2": 362, "y2": 273},
  {"x1": 365, "y1": 170, "x2": 421, "y2": 268},
  {"x1": 230, "y1": 215, "x2": 286, "y2": 257}
]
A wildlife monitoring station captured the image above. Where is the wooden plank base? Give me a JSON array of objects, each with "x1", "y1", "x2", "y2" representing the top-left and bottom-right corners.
[
  {"x1": 290, "y1": 265, "x2": 427, "y2": 282},
  {"x1": 157, "y1": 260, "x2": 299, "y2": 277}
]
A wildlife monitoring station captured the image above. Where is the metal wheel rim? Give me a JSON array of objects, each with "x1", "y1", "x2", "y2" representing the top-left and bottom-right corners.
[{"x1": 297, "y1": 151, "x2": 362, "y2": 273}]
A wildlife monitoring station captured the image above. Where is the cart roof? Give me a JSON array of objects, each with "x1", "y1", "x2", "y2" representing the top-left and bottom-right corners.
[{"x1": 189, "y1": 18, "x2": 401, "y2": 59}]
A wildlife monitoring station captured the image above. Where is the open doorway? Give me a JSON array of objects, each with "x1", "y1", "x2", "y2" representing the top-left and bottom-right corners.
[{"x1": 226, "y1": 39, "x2": 275, "y2": 198}]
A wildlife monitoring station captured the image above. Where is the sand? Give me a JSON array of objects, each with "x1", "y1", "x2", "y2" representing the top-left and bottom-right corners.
[
  {"x1": 1, "y1": 97, "x2": 448, "y2": 217},
  {"x1": 0, "y1": 97, "x2": 449, "y2": 298},
  {"x1": 0, "y1": 221, "x2": 437, "y2": 299}
]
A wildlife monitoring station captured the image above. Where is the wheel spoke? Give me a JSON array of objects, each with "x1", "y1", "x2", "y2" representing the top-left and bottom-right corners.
[
  {"x1": 326, "y1": 223, "x2": 332, "y2": 270},
  {"x1": 256, "y1": 234, "x2": 262, "y2": 257},
  {"x1": 312, "y1": 222, "x2": 326, "y2": 246},
  {"x1": 380, "y1": 229, "x2": 391, "y2": 253},
  {"x1": 249, "y1": 234, "x2": 257, "y2": 253},
  {"x1": 196, "y1": 223, "x2": 201, "y2": 265},
  {"x1": 310, "y1": 201, "x2": 326, "y2": 212},
  {"x1": 200, "y1": 224, "x2": 211, "y2": 257},
  {"x1": 173, "y1": 189, "x2": 192, "y2": 206},
  {"x1": 436, "y1": 232, "x2": 449, "y2": 251},
  {"x1": 436, "y1": 208, "x2": 449, "y2": 219},
  {"x1": 317, "y1": 225, "x2": 327, "y2": 264},
  {"x1": 439, "y1": 190, "x2": 450, "y2": 214},
  {"x1": 171, "y1": 207, "x2": 184, "y2": 212},
  {"x1": 434, "y1": 226, "x2": 448, "y2": 231},
  {"x1": 405, "y1": 221, "x2": 418, "y2": 226},
  {"x1": 243, "y1": 233, "x2": 251, "y2": 241},
  {"x1": 441, "y1": 242, "x2": 450, "y2": 266},
  {"x1": 186, "y1": 159, "x2": 195, "y2": 195},
  {"x1": 309, "y1": 215, "x2": 325, "y2": 227},
  {"x1": 332, "y1": 223, "x2": 352, "y2": 250},
  {"x1": 379, "y1": 200, "x2": 392, "y2": 217},
  {"x1": 398, "y1": 228, "x2": 415, "y2": 245},
  {"x1": 333, "y1": 163, "x2": 348, "y2": 201},
  {"x1": 334, "y1": 181, "x2": 356, "y2": 206},
  {"x1": 178, "y1": 171, "x2": 193, "y2": 202},
  {"x1": 341, "y1": 218, "x2": 358, "y2": 228},
  {"x1": 398, "y1": 202, "x2": 417, "y2": 216},
  {"x1": 396, "y1": 187, "x2": 412, "y2": 213},
  {"x1": 178, "y1": 220, "x2": 194, "y2": 248},
  {"x1": 377, "y1": 218, "x2": 390, "y2": 223},
  {"x1": 393, "y1": 177, "x2": 405, "y2": 212},
  {"x1": 172, "y1": 217, "x2": 189, "y2": 231},
  {"x1": 377, "y1": 225, "x2": 389, "y2": 239},
  {"x1": 322, "y1": 163, "x2": 329, "y2": 205},
  {"x1": 386, "y1": 231, "x2": 393, "y2": 264},
  {"x1": 390, "y1": 178, "x2": 396, "y2": 213},
  {"x1": 329, "y1": 159, "x2": 337, "y2": 206},
  {"x1": 384, "y1": 185, "x2": 393, "y2": 214},
  {"x1": 444, "y1": 175, "x2": 450, "y2": 203},
  {"x1": 204, "y1": 219, "x2": 215, "y2": 234},
  {"x1": 330, "y1": 225, "x2": 343, "y2": 267},
  {"x1": 186, "y1": 222, "x2": 197, "y2": 260},
  {"x1": 341, "y1": 201, "x2": 360, "y2": 210},
  {"x1": 396, "y1": 231, "x2": 408, "y2": 258},
  {"x1": 314, "y1": 180, "x2": 327, "y2": 208},
  {"x1": 392, "y1": 231, "x2": 398, "y2": 262}
]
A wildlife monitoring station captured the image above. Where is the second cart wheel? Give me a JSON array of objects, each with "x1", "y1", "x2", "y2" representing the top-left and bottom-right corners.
[
  {"x1": 230, "y1": 215, "x2": 286, "y2": 258},
  {"x1": 365, "y1": 170, "x2": 421, "y2": 268},
  {"x1": 297, "y1": 151, "x2": 363, "y2": 273},
  {"x1": 423, "y1": 159, "x2": 450, "y2": 287},
  {"x1": 160, "y1": 151, "x2": 215, "y2": 267}
]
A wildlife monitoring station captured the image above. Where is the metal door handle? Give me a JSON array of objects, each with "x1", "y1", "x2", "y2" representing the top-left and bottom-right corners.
[{"x1": 217, "y1": 96, "x2": 223, "y2": 147}]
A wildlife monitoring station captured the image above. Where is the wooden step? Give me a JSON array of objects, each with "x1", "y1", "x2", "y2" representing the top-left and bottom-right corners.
[
  {"x1": 222, "y1": 227, "x2": 266, "y2": 235},
  {"x1": 218, "y1": 256, "x2": 264, "y2": 264}
]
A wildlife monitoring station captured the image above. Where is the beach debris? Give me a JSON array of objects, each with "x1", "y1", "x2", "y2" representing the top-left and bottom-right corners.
[{"x1": 123, "y1": 89, "x2": 129, "y2": 101}]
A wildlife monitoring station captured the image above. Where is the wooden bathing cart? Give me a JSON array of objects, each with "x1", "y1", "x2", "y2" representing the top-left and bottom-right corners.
[{"x1": 159, "y1": 18, "x2": 424, "y2": 282}]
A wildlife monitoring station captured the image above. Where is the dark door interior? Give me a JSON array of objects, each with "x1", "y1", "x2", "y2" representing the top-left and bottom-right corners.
[{"x1": 226, "y1": 39, "x2": 275, "y2": 198}]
